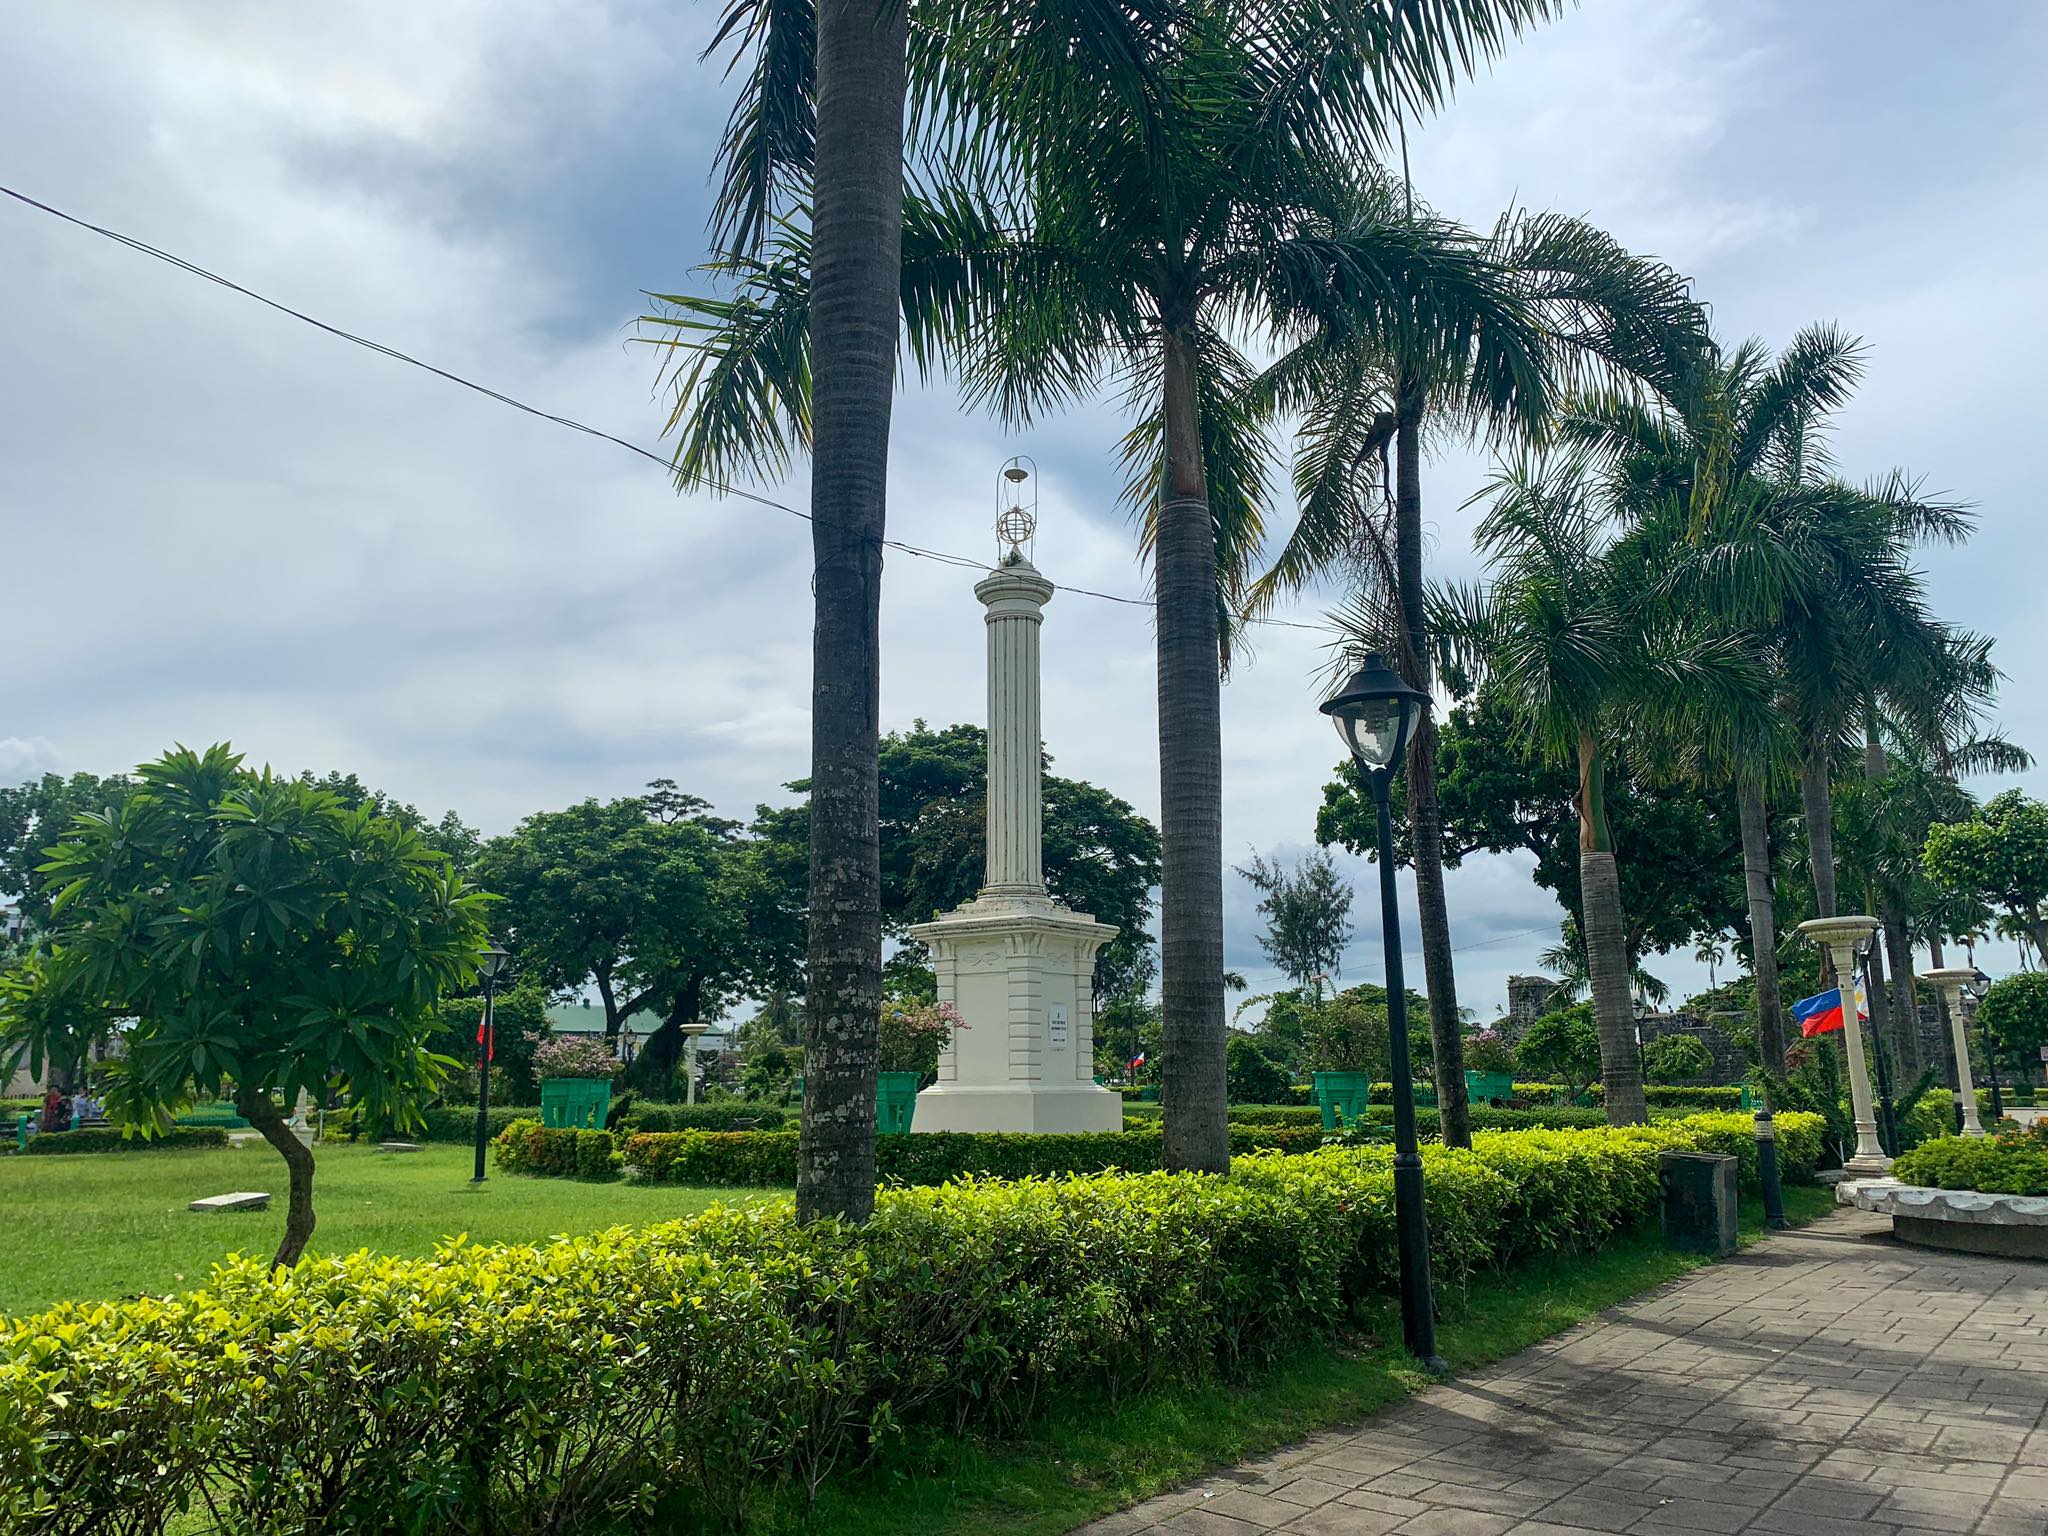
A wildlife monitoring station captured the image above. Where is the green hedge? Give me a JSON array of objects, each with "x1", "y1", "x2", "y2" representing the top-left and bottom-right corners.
[
  {"x1": 334, "y1": 1104, "x2": 541, "y2": 1144},
  {"x1": 493, "y1": 1121, "x2": 620, "y2": 1179},
  {"x1": 590, "y1": 1122, "x2": 1348, "y2": 1187},
  {"x1": 2, "y1": 1119, "x2": 1808, "y2": 1532},
  {"x1": 624, "y1": 1102, "x2": 790, "y2": 1133},
  {"x1": 21, "y1": 1126, "x2": 230, "y2": 1156},
  {"x1": 1894, "y1": 1121, "x2": 2048, "y2": 1196}
]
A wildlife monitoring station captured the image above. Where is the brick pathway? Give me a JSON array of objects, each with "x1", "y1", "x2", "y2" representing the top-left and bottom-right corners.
[{"x1": 1077, "y1": 1210, "x2": 2048, "y2": 1535}]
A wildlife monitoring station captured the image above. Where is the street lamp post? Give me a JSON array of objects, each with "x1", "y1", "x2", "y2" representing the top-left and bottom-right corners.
[
  {"x1": 1795, "y1": 916, "x2": 1889, "y2": 1176},
  {"x1": 471, "y1": 941, "x2": 512, "y2": 1184},
  {"x1": 1923, "y1": 966, "x2": 1987, "y2": 1137},
  {"x1": 1322, "y1": 653, "x2": 1445, "y2": 1374}
]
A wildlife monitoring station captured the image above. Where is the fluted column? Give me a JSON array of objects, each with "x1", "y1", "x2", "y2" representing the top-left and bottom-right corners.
[{"x1": 975, "y1": 558, "x2": 1054, "y2": 895}]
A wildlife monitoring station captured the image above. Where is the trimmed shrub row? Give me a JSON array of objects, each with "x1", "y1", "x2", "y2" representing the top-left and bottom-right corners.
[
  {"x1": 1, "y1": 1118, "x2": 1812, "y2": 1533},
  {"x1": 20, "y1": 1126, "x2": 230, "y2": 1156},
  {"x1": 1894, "y1": 1120, "x2": 2048, "y2": 1197},
  {"x1": 493, "y1": 1120, "x2": 620, "y2": 1178},
  {"x1": 623, "y1": 1102, "x2": 791, "y2": 1133}
]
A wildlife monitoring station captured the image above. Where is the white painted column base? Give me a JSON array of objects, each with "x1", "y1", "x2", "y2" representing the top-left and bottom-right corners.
[{"x1": 910, "y1": 893, "x2": 1122, "y2": 1136}]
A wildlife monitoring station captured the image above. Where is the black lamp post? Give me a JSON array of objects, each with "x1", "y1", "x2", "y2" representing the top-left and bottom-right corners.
[
  {"x1": 1321, "y1": 652, "x2": 1445, "y2": 1374},
  {"x1": 471, "y1": 941, "x2": 512, "y2": 1184},
  {"x1": 1969, "y1": 969, "x2": 2002, "y2": 1123}
]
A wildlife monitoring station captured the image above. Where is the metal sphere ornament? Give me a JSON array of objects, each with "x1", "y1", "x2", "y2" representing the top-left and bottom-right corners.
[{"x1": 997, "y1": 505, "x2": 1037, "y2": 550}]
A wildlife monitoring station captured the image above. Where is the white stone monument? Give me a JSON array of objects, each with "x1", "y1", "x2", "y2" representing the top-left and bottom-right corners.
[{"x1": 909, "y1": 468, "x2": 1123, "y2": 1134}]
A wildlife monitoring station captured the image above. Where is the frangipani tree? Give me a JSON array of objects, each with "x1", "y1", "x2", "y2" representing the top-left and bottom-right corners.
[{"x1": 0, "y1": 745, "x2": 491, "y2": 1268}]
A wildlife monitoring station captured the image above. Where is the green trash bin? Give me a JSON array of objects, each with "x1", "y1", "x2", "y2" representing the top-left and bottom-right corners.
[
  {"x1": 876, "y1": 1071, "x2": 921, "y2": 1134},
  {"x1": 540, "y1": 1077, "x2": 612, "y2": 1130},
  {"x1": 1312, "y1": 1071, "x2": 1375, "y2": 1129},
  {"x1": 1465, "y1": 1070, "x2": 1514, "y2": 1105}
]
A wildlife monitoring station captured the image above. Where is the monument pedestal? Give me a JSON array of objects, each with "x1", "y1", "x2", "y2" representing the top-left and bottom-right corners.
[{"x1": 911, "y1": 892, "x2": 1123, "y2": 1134}]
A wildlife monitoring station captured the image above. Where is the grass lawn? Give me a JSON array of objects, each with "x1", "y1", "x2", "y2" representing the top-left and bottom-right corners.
[
  {"x1": 746, "y1": 1184, "x2": 1837, "y2": 1536},
  {"x1": 0, "y1": 1142, "x2": 776, "y2": 1316}
]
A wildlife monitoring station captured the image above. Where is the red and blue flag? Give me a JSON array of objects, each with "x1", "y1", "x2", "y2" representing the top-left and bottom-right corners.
[{"x1": 1792, "y1": 987, "x2": 1865, "y2": 1038}]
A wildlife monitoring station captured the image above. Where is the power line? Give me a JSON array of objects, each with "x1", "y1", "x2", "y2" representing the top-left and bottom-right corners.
[{"x1": 1, "y1": 183, "x2": 1325, "y2": 631}]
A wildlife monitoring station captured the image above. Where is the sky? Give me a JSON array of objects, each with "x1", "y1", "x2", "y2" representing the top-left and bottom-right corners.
[{"x1": 4, "y1": 1, "x2": 2045, "y2": 1020}]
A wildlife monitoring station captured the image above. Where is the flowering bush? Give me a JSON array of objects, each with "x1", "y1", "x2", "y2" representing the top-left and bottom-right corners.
[
  {"x1": 531, "y1": 1034, "x2": 619, "y2": 1082},
  {"x1": 1463, "y1": 1030, "x2": 1516, "y2": 1075},
  {"x1": 878, "y1": 1000, "x2": 966, "y2": 1074}
]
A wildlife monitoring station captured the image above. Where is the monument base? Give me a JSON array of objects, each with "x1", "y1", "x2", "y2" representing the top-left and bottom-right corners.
[{"x1": 913, "y1": 1082, "x2": 1124, "y2": 1135}]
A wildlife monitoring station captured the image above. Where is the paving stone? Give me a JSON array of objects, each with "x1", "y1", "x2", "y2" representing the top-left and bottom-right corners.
[{"x1": 1075, "y1": 1211, "x2": 2045, "y2": 1536}]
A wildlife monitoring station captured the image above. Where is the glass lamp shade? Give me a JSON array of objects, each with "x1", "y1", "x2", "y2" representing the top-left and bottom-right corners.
[
  {"x1": 1320, "y1": 653, "x2": 1429, "y2": 773},
  {"x1": 479, "y1": 943, "x2": 512, "y2": 981},
  {"x1": 1967, "y1": 970, "x2": 1993, "y2": 1000}
]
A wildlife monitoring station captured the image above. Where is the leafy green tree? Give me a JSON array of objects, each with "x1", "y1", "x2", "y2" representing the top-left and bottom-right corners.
[
  {"x1": 297, "y1": 771, "x2": 482, "y2": 872},
  {"x1": 1300, "y1": 989, "x2": 1391, "y2": 1076},
  {"x1": 1974, "y1": 972, "x2": 2048, "y2": 1082},
  {"x1": 1236, "y1": 848, "x2": 1353, "y2": 993},
  {"x1": 1430, "y1": 455, "x2": 1774, "y2": 1124},
  {"x1": 1925, "y1": 790, "x2": 2048, "y2": 962},
  {"x1": 1093, "y1": 996, "x2": 1161, "y2": 1085},
  {"x1": 1225, "y1": 1032, "x2": 1293, "y2": 1104},
  {"x1": 476, "y1": 788, "x2": 799, "y2": 1089},
  {"x1": 1642, "y1": 1033, "x2": 1713, "y2": 1084},
  {"x1": 1319, "y1": 692, "x2": 1755, "y2": 972},
  {"x1": 437, "y1": 982, "x2": 552, "y2": 1107},
  {"x1": 659, "y1": 0, "x2": 1565, "y2": 1178},
  {"x1": 757, "y1": 723, "x2": 1162, "y2": 1004},
  {"x1": 0, "y1": 771, "x2": 131, "y2": 928},
  {"x1": 1517, "y1": 1002, "x2": 1602, "y2": 1102},
  {"x1": 0, "y1": 745, "x2": 490, "y2": 1267}
]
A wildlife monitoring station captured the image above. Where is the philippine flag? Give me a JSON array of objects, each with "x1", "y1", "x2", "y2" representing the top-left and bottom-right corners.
[
  {"x1": 1792, "y1": 987, "x2": 1866, "y2": 1038},
  {"x1": 1129, "y1": 1051, "x2": 1147, "y2": 1071},
  {"x1": 476, "y1": 1011, "x2": 494, "y2": 1061}
]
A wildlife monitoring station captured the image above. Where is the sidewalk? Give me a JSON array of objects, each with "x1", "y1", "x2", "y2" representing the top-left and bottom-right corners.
[{"x1": 1078, "y1": 1210, "x2": 2048, "y2": 1535}]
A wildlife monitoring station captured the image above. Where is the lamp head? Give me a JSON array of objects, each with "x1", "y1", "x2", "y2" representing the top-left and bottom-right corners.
[
  {"x1": 1320, "y1": 653, "x2": 1429, "y2": 776},
  {"x1": 479, "y1": 942, "x2": 512, "y2": 982}
]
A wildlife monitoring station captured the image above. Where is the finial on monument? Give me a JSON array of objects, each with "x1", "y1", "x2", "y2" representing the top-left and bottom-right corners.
[{"x1": 997, "y1": 455, "x2": 1037, "y2": 564}]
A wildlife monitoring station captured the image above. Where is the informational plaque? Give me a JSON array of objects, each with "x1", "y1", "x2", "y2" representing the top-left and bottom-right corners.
[{"x1": 1049, "y1": 1004, "x2": 1069, "y2": 1050}]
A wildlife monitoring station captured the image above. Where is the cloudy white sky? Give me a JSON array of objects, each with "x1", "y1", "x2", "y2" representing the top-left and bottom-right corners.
[{"x1": 4, "y1": 2, "x2": 2044, "y2": 1017}]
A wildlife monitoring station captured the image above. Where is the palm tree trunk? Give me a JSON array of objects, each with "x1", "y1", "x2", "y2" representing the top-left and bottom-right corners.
[
  {"x1": 1575, "y1": 735, "x2": 1645, "y2": 1125},
  {"x1": 1859, "y1": 887, "x2": 1897, "y2": 1090},
  {"x1": 1393, "y1": 393, "x2": 1468, "y2": 1148},
  {"x1": 239, "y1": 1087, "x2": 315, "y2": 1269},
  {"x1": 1156, "y1": 322, "x2": 1229, "y2": 1174},
  {"x1": 1885, "y1": 913, "x2": 1922, "y2": 1076},
  {"x1": 795, "y1": 0, "x2": 909, "y2": 1225},
  {"x1": 1737, "y1": 780, "x2": 1786, "y2": 1076},
  {"x1": 1799, "y1": 746, "x2": 1837, "y2": 920}
]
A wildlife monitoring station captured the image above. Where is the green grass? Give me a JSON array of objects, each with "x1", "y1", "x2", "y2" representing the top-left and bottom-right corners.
[
  {"x1": 739, "y1": 1184, "x2": 1835, "y2": 1536},
  {"x1": 0, "y1": 1142, "x2": 774, "y2": 1316}
]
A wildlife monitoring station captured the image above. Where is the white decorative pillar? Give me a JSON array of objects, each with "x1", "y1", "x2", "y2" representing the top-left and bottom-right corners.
[
  {"x1": 1797, "y1": 916, "x2": 1890, "y2": 1175},
  {"x1": 1924, "y1": 966, "x2": 1987, "y2": 1137},
  {"x1": 908, "y1": 549, "x2": 1124, "y2": 1134}
]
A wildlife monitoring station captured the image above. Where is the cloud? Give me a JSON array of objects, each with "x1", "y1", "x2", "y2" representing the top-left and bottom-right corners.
[{"x1": 3, "y1": 0, "x2": 2042, "y2": 1009}]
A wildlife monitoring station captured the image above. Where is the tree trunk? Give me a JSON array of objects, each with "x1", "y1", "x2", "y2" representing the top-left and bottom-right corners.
[
  {"x1": 795, "y1": 0, "x2": 908, "y2": 1225},
  {"x1": 1859, "y1": 890, "x2": 1897, "y2": 1088},
  {"x1": 1884, "y1": 913, "x2": 1921, "y2": 1077},
  {"x1": 1156, "y1": 322, "x2": 1229, "y2": 1174},
  {"x1": 1799, "y1": 746, "x2": 1837, "y2": 921},
  {"x1": 1575, "y1": 736, "x2": 1645, "y2": 1125},
  {"x1": 1737, "y1": 780, "x2": 1786, "y2": 1077},
  {"x1": 1393, "y1": 394, "x2": 1468, "y2": 1148},
  {"x1": 238, "y1": 1087, "x2": 315, "y2": 1270}
]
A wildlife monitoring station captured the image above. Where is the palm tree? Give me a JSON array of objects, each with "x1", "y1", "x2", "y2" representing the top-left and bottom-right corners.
[
  {"x1": 678, "y1": 0, "x2": 1181, "y2": 1220},
  {"x1": 1247, "y1": 201, "x2": 1705, "y2": 1146},
  {"x1": 656, "y1": 0, "x2": 1563, "y2": 1173},
  {"x1": 1435, "y1": 450, "x2": 1772, "y2": 1125},
  {"x1": 1565, "y1": 327, "x2": 1968, "y2": 1077}
]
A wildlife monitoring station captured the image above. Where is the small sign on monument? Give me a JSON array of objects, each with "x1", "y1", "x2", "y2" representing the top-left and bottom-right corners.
[{"x1": 1049, "y1": 1004, "x2": 1069, "y2": 1051}]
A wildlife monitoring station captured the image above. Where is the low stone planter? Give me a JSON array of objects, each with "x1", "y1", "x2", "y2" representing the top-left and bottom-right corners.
[{"x1": 1837, "y1": 1177, "x2": 2048, "y2": 1260}]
